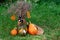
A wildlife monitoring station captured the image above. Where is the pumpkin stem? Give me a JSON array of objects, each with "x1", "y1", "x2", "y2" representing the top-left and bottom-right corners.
[
  {"x1": 14, "y1": 27, "x2": 17, "y2": 29},
  {"x1": 29, "y1": 20, "x2": 31, "y2": 24}
]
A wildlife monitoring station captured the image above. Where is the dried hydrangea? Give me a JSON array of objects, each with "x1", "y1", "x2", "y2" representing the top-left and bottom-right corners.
[{"x1": 8, "y1": 0, "x2": 31, "y2": 18}]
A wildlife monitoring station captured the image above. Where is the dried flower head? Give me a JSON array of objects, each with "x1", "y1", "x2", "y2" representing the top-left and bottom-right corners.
[{"x1": 8, "y1": 0, "x2": 31, "y2": 18}]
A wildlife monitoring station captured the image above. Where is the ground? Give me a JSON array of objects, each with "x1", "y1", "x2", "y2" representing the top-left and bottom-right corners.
[{"x1": 0, "y1": 2, "x2": 60, "y2": 40}]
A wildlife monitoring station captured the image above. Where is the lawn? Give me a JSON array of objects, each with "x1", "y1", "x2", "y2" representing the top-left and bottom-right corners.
[{"x1": 0, "y1": 2, "x2": 60, "y2": 40}]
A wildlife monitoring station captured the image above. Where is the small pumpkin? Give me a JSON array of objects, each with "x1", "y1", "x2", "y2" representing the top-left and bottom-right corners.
[
  {"x1": 11, "y1": 15, "x2": 16, "y2": 21},
  {"x1": 28, "y1": 22, "x2": 38, "y2": 35},
  {"x1": 10, "y1": 29, "x2": 17, "y2": 36}
]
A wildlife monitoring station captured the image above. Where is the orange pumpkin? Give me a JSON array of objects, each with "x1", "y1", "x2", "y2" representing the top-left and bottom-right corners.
[
  {"x1": 11, "y1": 15, "x2": 16, "y2": 21},
  {"x1": 11, "y1": 29, "x2": 17, "y2": 36},
  {"x1": 28, "y1": 23, "x2": 38, "y2": 35}
]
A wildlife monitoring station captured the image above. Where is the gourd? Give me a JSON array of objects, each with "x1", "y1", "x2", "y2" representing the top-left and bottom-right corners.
[
  {"x1": 19, "y1": 28, "x2": 27, "y2": 35},
  {"x1": 27, "y1": 11, "x2": 31, "y2": 18}
]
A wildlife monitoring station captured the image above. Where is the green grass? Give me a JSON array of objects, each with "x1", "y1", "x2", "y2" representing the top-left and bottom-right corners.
[{"x1": 0, "y1": 2, "x2": 60, "y2": 40}]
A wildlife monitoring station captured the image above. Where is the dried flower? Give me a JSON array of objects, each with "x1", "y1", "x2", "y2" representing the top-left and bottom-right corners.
[{"x1": 8, "y1": 0, "x2": 31, "y2": 18}]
